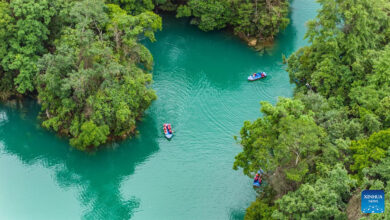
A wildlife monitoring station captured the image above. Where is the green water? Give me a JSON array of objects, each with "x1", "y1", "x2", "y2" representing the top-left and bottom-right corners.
[{"x1": 0, "y1": 1, "x2": 318, "y2": 219}]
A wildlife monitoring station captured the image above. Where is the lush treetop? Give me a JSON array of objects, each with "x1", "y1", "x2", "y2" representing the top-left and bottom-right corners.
[
  {"x1": 1, "y1": 0, "x2": 161, "y2": 150},
  {"x1": 236, "y1": 0, "x2": 390, "y2": 218}
]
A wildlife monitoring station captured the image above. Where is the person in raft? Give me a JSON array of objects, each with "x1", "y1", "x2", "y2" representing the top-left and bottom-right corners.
[
  {"x1": 261, "y1": 72, "x2": 265, "y2": 77},
  {"x1": 253, "y1": 173, "x2": 262, "y2": 184}
]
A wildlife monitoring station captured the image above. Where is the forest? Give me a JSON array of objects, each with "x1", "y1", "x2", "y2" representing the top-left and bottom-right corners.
[
  {"x1": 0, "y1": 0, "x2": 289, "y2": 150},
  {"x1": 234, "y1": 0, "x2": 390, "y2": 219},
  {"x1": 1, "y1": 0, "x2": 389, "y2": 219}
]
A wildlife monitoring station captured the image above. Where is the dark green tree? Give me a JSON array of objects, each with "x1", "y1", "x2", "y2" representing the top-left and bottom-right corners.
[
  {"x1": 350, "y1": 129, "x2": 390, "y2": 180},
  {"x1": 175, "y1": 0, "x2": 290, "y2": 44},
  {"x1": 0, "y1": 0, "x2": 57, "y2": 96},
  {"x1": 273, "y1": 165, "x2": 354, "y2": 220},
  {"x1": 37, "y1": 0, "x2": 161, "y2": 150},
  {"x1": 236, "y1": 0, "x2": 390, "y2": 218}
]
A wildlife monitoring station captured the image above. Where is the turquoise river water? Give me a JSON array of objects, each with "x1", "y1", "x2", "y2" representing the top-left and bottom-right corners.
[{"x1": 0, "y1": 1, "x2": 318, "y2": 219}]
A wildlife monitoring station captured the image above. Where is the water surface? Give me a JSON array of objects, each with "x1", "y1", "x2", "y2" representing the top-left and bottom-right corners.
[{"x1": 0, "y1": 1, "x2": 318, "y2": 219}]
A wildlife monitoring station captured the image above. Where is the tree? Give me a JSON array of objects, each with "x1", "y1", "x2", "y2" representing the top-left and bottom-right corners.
[
  {"x1": 356, "y1": 150, "x2": 390, "y2": 220},
  {"x1": 37, "y1": 0, "x2": 161, "y2": 149},
  {"x1": 245, "y1": 199, "x2": 276, "y2": 220},
  {"x1": 350, "y1": 129, "x2": 390, "y2": 179},
  {"x1": 287, "y1": 0, "x2": 390, "y2": 100},
  {"x1": 0, "y1": 0, "x2": 58, "y2": 95},
  {"x1": 173, "y1": 0, "x2": 289, "y2": 43},
  {"x1": 234, "y1": 98, "x2": 327, "y2": 194},
  {"x1": 273, "y1": 166, "x2": 354, "y2": 220},
  {"x1": 236, "y1": 0, "x2": 390, "y2": 218},
  {"x1": 107, "y1": 0, "x2": 155, "y2": 15},
  {"x1": 70, "y1": 121, "x2": 109, "y2": 151}
]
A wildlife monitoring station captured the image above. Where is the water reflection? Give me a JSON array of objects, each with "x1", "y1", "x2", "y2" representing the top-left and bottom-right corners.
[
  {"x1": 0, "y1": 100, "x2": 159, "y2": 219},
  {"x1": 146, "y1": 13, "x2": 299, "y2": 94},
  {"x1": 0, "y1": 2, "x2": 319, "y2": 218},
  {"x1": 229, "y1": 207, "x2": 246, "y2": 220}
]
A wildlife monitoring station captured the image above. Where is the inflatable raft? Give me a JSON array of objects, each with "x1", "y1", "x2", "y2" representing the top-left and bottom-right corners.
[
  {"x1": 253, "y1": 180, "x2": 262, "y2": 187},
  {"x1": 248, "y1": 72, "x2": 267, "y2": 81},
  {"x1": 253, "y1": 169, "x2": 265, "y2": 187},
  {"x1": 163, "y1": 123, "x2": 173, "y2": 139}
]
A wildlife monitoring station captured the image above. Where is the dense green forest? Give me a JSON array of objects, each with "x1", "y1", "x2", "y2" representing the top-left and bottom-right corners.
[
  {"x1": 174, "y1": 0, "x2": 289, "y2": 46},
  {"x1": 0, "y1": 0, "x2": 289, "y2": 150},
  {"x1": 234, "y1": 0, "x2": 390, "y2": 219},
  {"x1": 0, "y1": 0, "x2": 161, "y2": 150},
  {"x1": 3, "y1": 0, "x2": 388, "y2": 218},
  {"x1": 112, "y1": 0, "x2": 290, "y2": 46}
]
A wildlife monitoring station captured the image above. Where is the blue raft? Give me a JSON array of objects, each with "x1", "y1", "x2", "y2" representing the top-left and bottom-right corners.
[
  {"x1": 163, "y1": 123, "x2": 173, "y2": 139},
  {"x1": 253, "y1": 180, "x2": 261, "y2": 187},
  {"x1": 248, "y1": 72, "x2": 267, "y2": 81},
  {"x1": 253, "y1": 169, "x2": 265, "y2": 187}
]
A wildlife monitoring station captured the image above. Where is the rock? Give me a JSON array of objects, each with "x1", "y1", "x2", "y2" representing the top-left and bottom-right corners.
[{"x1": 248, "y1": 38, "x2": 257, "y2": 46}]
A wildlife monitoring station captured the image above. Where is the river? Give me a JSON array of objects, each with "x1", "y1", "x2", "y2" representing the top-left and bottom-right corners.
[{"x1": 0, "y1": 1, "x2": 318, "y2": 219}]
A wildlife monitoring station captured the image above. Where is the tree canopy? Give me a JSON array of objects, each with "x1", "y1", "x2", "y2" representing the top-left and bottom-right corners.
[
  {"x1": 176, "y1": 0, "x2": 290, "y2": 43},
  {"x1": 110, "y1": 0, "x2": 290, "y2": 44},
  {"x1": 37, "y1": 1, "x2": 161, "y2": 150},
  {"x1": 1, "y1": 0, "x2": 161, "y2": 150},
  {"x1": 1, "y1": 0, "x2": 291, "y2": 150},
  {"x1": 235, "y1": 0, "x2": 390, "y2": 218}
]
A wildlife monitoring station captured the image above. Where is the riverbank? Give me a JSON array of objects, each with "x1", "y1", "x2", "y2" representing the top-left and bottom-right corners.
[{"x1": 0, "y1": 0, "x2": 319, "y2": 218}]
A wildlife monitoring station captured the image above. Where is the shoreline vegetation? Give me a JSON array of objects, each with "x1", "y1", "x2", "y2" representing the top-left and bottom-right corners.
[
  {"x1": 1, "y1": 0, "x2": 389, "y2": 219},
  {"x1": 0, "y1": 0, "x2": 290, "y2": 150},
  {"x1": 234, "y1": 0, "x2": 390, "y2": 219},
  {"x1": 171, "y1": 0, "x2": 290, "y2": 50}
]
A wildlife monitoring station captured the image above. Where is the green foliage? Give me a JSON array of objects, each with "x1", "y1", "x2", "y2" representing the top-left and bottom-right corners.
[
  {"x1": 185, "y1": 0, "x2": 231, "y2": 31},
  {"x1": 0, "y1": 0, "x2": 162, "y2": 150},
  {"x1": 287, "y1": 0, "x2": 390, "y2": 103},
  {"x1": 107, "y1": 0, "x2": 155, "y2": 14},
  {"x1": 236, "y1": 0, "x2": 390, "y2": 218},
  {"x1": 173, "y1": 0, "x2": 289, "y2": 41},
  {"x1": 350, "y1": 129, "x2": 390, "y2": 179},
  {"x1": 1, "y1": 0, "x2": 289, "y2": 150},
  {"x1": 273, "y1": 166, "x2": 354, "y2": 220},
  {"x1": 36, "y1": 0, "x2": 160, "y2": 149},
  {"x1": 233, "y1": 0, "x2": 289, "y2": 40},
  {"x1": 245, "y1": 199, "x2": 276, "y2": 220},
  {"x1": 176, "y1": 5, "x2": 191, "y2": 18},
  {"x1": 358, "y1": 152, "x2": 390, "y2": 220},
  {"x1": 70, "y1": 121, "x2": 109, "y2": 151},
  {"x1": 234, "y1": 98, "x2": 327, "y2": 185},
  {"x1": 0, "y1": 0, "x2": 56, "y2": 95}
]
